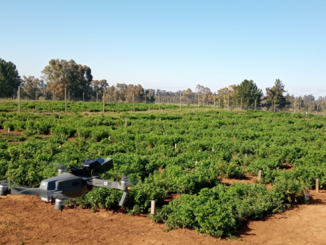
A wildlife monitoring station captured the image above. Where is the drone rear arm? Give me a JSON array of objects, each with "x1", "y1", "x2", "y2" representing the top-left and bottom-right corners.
[
  {"x1": 89, "y1": 179, "x2": 129, "y2": 206},
  {"x1": 90, "y1": 179, "x2": 126, "y2": 190}
]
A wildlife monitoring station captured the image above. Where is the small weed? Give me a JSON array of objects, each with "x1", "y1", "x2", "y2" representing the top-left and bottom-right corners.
[{"x1": 40, "y1": 238, "x2": 49, "y2": 244}]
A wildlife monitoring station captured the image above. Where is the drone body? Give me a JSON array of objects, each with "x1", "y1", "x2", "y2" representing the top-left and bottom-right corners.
[{"x1": 0, "y1": 158, "x2": 130, "y2": 211}]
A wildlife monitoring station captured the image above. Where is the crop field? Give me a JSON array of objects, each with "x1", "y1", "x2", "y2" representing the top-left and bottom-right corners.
[
  {"x1": 1, "y1": 103, "x2": 326, "y2": 238},
  {"x1": 0, "y1": 101, "x2": 180, "y2": 113}
]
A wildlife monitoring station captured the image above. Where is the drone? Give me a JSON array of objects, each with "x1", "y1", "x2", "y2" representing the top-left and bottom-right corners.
[{"x1": 0, "y1": 158, "x2": 130, "y2": 211}]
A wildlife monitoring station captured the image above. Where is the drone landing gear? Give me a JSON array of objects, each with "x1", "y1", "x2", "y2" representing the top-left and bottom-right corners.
[{"x1": 55, "y1": 198, "x2": 66, "y2": 212}]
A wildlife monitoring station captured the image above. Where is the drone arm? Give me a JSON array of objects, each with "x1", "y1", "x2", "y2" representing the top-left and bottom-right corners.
[
  {"x1": 90, "y1": 179, "x2": 129, "y2": 206},
  {"x1": 90, "y1": 179, "x2": 125, "y2": 190}
]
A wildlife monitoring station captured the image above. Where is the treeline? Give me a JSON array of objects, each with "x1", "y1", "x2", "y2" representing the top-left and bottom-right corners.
[{"x1": 0, "y1": 58, "x2": 324, "y2": 112}]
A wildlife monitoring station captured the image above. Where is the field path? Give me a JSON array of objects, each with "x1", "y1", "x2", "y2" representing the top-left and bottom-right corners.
[{"x1": 1, "y1": 190, "x2": 326, "y2": 245}]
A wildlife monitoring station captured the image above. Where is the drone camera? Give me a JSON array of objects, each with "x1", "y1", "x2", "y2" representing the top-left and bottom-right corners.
[{"x1": 81, "y1": 159, "x2": 101, "y2": 173}]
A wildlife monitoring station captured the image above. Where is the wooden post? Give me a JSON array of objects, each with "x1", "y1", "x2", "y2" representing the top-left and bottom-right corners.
[
  {"x1": 125, "y1": 118, "x2": 128, "y2": 127},
  {"x1": 258, "y1": 170, "x2": 262, "y2": 181},
  {"x1": 151, "y1": 200, "x2": 155, "y2": 214},
  {"x1": 103, "y1": 92, "x2": 105, "y2": 113},
  {"x1": 96, "y1": 92, "x2": 98, "y2": 102},
  {"x1": 214, "y1": 93, "x2": 216, "y2": 110},
  {"x1": 316, "y1": 178, "x2": 319, "y2": 193},
  {"x1": 219, "y1": 98, "x2": 220, "y2": 108},
  {"x1": 180, "y1": 93, "x2": 182, "y2": 111},
  {"x1": 228, "y1": 92, "x2": 230, "y2": 109},
  {"x1": 133, "y1": 93, "x2": 135, "y2": 112},
  {"x1": 241, "y1": 97, "x2": 242, "y2": 110},
  {"x1": 145, "y1": 91, "x2": 147, "y2": 104},
  {"x1": 65, "y1": 87, "x2": 67, "y2": 114},
  {"x1": 83, "y1": 92, "x2": 85, "y2": 102},
  {"x1": 158, "y1": 93, "x2": 160, "y2": 110},
  {"x1": 18, "y1": 86, "x2": 21, "y2": 112},
  {"x1": 35, "y1": 90, "x2": 37, "y2": 101},
  {"x1": 198, "y1": 92, "x2": 199, "y2": 109},
  {"x1": 255, "y1": 100, "x2": 257, "y2": 110},
  {"x1": 175, "y1": 143, "x2": 177, "y2": 149}
]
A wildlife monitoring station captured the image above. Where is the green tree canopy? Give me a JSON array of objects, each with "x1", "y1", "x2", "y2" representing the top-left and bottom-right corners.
[
  {"x1": 262, "y1": 79, "x2": 287, "y2": 109},
  {"x1": 92, "y1": 79, "x2": 109, "y2": 96},
  {"x1": 145, "y1": 89, "x2": 155, "y2": 103},
  {"x1": 42, "y1": 59, "x2": 93, "y2": 100},
  {"x1": 233, "y1": 80, "x2": 262, "y2": 108},
  {"x1": 0, "y1": 58, "x2": 21, "y2": 98},
  {"x1": 21, "y1": 76, "x2": 46, "y2": 99}
]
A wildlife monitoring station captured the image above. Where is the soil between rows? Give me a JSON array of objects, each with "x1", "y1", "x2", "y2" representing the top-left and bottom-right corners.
[{"x1": 1, "y1": 190, "x2": 326, "y2": 245}]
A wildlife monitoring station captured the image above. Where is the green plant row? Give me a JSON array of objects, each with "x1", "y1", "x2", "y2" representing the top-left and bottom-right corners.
[{"x1": 0, "y1": 109, "x2": 325, "y2": 237}]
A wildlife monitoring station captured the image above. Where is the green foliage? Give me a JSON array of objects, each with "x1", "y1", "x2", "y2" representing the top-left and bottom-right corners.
[
  {"x1": 234, "y1": 80, "x2": 262, "y2": 107},
  {"x1": 0, "y1": 101, "x2": 179, "y2": 113},
  {"x1": 0, "y1": 58, "x2": 21, "y2": 98},
  {"x1": 1, "y1": 109, "x2": 325, "y2": 237}
]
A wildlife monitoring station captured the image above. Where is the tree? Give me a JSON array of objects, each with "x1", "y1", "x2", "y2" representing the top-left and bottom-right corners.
[
  {"x1": 233, "y1": 80, "x2": 262, "y2": 108},
  {"x1": 21, "y1": 76, "x2": 46, "y2": 99},
  {"x1": 303, "y1": 94, "x2": 315, "y2": 102},
  {"x1": 42, "y1": 59, "x2": 93, "y2": 100},
  {"x1": 126, "y1": 84, "x2": 144, "y2": 102},
  {"x1": 145, "y1": 89, "x2": 155, "y2": 103},
  {"x1": 0, "y1": 58, "x2": 21, "y2": 98},
  {"x1": 182, "y1": 88, "x2": 193, "y2": 106},
  {"x1": 217, "y1": 85, "x2": 237, "y2": 108},
  {"x1": 106, "y1": 85, "x2": 116, "y2": 102},
  {"x1": 92, "y1": 79, "x2": 109, "y2": 99},
  {"x1": 195, "y1": 84, "x2": 205, "y2": 105},
  {"x1": 261, "y1": 79, "x2": 287, "y2": 110},
  {"x1": 116, "y1": 83, "x2": 128, "y2": 102},
  {"x1": 285, "y1": 93, "x2": 295, "y2": 110}
]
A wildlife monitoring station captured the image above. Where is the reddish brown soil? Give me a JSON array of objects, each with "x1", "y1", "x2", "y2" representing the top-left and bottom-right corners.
[
  {"x1": 1, "y1": 190, "x2": 326, "y2": 245},
  {"x1": 220, "y1": 174, "x2": 256, "y2": 185},
  {"x1": 164, "y1": 193, "x2": 181, "y2": 202},
  {"x1": 220, "y1": 175, "x2": 273, "y2": 190},
  {"x1": 0, "y1": 129, "x2": 23, "y2": 135}
]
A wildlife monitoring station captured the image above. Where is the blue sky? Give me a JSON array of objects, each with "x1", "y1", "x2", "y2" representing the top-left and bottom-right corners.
[{"x1": 1, "y1": 0, "x2": 325, "y2": 97}]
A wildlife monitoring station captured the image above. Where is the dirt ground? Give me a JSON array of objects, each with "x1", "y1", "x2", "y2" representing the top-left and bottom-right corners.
[{"x1": 1, "y1": 190, "x2": 326, "y2": 245}]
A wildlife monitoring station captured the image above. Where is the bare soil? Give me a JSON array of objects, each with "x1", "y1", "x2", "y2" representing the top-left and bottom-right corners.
[
  {"x1": 0, "y1": 129, "x2": 23, "y2": 135},
  {"x1": 1, "y1": 190, "x2": 326, "y2": 245},
  {"x1": 220, "y1": 174, "x2": 272, "y2": 190}
]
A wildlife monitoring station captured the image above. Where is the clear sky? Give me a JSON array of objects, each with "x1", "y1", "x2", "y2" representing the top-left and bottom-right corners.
[{"x1": 1, "y1": 0, "x2": 325, "y2": 97}]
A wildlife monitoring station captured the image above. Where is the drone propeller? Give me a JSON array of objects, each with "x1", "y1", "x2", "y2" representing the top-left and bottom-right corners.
[{"x1": 120, "y1": 174, "x2": 138, "y2": 185}]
